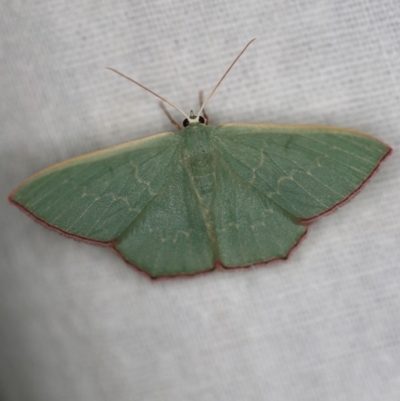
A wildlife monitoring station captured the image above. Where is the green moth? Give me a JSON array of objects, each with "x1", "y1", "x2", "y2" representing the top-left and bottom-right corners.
[{"x1": 9, "y1": 40, "x2": 391, "y2": 278}]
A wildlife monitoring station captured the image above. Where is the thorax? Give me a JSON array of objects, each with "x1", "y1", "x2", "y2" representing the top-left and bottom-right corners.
[
  {"x1": 180, "y1": 125, "x2": 215, "y2": 176},
  {"x1": 179, "y1": 124, "x2": 216, "y2": 208}
]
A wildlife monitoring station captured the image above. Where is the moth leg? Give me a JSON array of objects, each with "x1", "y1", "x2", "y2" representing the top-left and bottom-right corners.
[
  {"x1": 199, "y1": 91, "x2": 210, "y2": 125},
  {"x1": 159, "y1": 102, "x2": 181, "y2": 131}
]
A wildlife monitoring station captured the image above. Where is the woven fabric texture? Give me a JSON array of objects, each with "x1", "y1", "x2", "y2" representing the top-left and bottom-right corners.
[{"x1": 1, "y1": 1, "x2": 399, "y2": 400}]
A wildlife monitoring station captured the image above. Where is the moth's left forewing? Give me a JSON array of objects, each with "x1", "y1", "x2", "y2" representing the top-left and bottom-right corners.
[
  {"x1": 213, "y1": 123, "x2": 391, "y2": 221},
  {"x1": 9, "y1": 132, "x2": 180, "y2": 242}
]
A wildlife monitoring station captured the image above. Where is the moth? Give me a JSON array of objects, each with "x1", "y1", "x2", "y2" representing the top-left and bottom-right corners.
[{"x1": 9, "y1": 39, "x2": 391, "y2": 278}]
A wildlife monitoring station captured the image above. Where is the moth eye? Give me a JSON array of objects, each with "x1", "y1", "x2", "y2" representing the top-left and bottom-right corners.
[
  {"x1": 183, "y1": 119, "x2": 189, "y2": 127},
  {"x1": 199, "y1": 116, "x2": 205, "y2": 124}
]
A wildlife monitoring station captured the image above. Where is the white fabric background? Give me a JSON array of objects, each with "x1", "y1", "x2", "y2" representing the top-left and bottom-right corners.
[{"x1": 1, "y1": 1, "x2": 399, "y2": 400}]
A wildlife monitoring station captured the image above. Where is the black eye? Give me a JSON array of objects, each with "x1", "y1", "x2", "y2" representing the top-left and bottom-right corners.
[
  {"x1": 199, "y1": 116, "x2": 205, "y2": 124},
  {"x1": 183, "y1": 119, "x2": 189, "y2": 127}
]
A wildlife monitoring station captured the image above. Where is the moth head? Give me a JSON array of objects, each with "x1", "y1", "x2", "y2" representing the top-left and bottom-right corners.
[{"x1": 183, "y1": 110, "x2": 205, "y2": 127}]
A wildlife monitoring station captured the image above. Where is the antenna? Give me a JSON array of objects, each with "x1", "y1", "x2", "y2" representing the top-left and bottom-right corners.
[
  {"x1": 197, "y1": 38, "x2": 256, "y2": 117},
  {"x1": 107, "y1": 38, "x2": 256, "y2": 124},
  {"x1": 106, "y1": 67, "x2": 190, "y2": 120}
]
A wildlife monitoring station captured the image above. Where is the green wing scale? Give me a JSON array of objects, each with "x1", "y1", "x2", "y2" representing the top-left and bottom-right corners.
[
  {"x1": 212, "y1": 124, "x2": 390, "y2": 270},
  {"x1": 9, "y1": 123, "x2": 390, "y2": 278},
  {"x1": 214, "y1": 145, "x2": 306, "y2": 267},
  {"x1": 116, "y1": 160, "x2": 215, "y2": 277},
  {"x1": 214, "y1": 124, "x2": 390, "y2": 219},
  {"x1": 10, "y1": 133, "x2": 180, "y2": 242}
]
